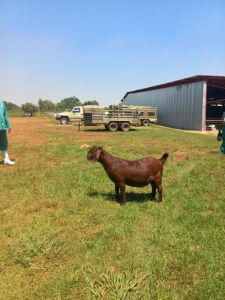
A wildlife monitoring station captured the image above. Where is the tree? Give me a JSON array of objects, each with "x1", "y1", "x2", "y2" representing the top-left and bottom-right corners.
[
  {"x1": 21, "y1": 103, "x2": 38, "y2": 114},
  {"x1": 4, "y1": 101, "x2": 21, "y2": 111},
  {"x1": 83, "y1": 100, "x2": 99, "y2": 106},
  {"x1": 56, "y1": 97, "x2": 81, "y2": 111},
  {"x1": 38, "y1": 99, "x2": 55, "y2": 112}
]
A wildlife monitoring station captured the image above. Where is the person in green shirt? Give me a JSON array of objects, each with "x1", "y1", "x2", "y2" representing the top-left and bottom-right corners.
[
  {"x1": 220, "y1": 112, "x2": 225, "y2": 154},
  {"x1": 0, "y1": 101, "x2": 15, "y2": 165}
]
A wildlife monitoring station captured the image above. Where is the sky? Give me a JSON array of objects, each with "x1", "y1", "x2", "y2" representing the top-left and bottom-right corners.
[{"x1": 0, "y1": 0, "x2": 225, "y2": 107}]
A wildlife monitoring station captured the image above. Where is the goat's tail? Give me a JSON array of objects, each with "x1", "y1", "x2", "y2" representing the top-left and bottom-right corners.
[{"x1": 160, "y1": 153, "x2": 169, "y2": 164}]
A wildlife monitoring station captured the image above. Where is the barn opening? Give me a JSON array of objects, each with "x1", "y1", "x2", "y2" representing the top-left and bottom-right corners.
[{"x1": 206, "y1": 84, "x2": 225, "y2": 129}]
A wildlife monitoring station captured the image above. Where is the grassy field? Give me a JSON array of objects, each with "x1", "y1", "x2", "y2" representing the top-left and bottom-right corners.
[{"x1": 0, "y1": 118, "x2": 224, "y2": 299}]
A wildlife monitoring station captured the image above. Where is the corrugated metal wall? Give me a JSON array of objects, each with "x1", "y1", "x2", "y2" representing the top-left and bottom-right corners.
[{"x1": 124, "y1": 81, "x2": 206, "y2": 130}]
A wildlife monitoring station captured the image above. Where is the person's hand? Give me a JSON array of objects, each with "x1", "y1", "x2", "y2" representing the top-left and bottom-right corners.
[{"x1": 8, "y1": 128, "x2": 12, "y2": 133}]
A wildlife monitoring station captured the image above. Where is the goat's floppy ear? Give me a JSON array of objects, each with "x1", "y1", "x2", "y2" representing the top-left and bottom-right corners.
[{"x1": 95, "y1": 146, "x2": 103, "y2": 160}]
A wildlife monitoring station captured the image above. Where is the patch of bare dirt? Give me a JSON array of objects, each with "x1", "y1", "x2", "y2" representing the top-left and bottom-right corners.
[
  {"x1": 174, "y1": 152, "x2": 188, "y2": 162},
  {"x1": 9, "y1": 118, "x2": 113, "y2": 145},
  {"x1": 9, "y1": 118, "x2": 48, "y2": 145}
]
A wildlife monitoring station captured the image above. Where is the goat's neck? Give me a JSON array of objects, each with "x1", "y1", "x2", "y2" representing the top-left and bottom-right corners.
[{"x1": 98, "y1": 150, "x2": 114, "y2": 169}]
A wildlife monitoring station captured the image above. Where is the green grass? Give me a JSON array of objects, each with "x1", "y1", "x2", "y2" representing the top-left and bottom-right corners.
[{"x1": 0, "y1": 122, "x2": 225, "y2": 299}]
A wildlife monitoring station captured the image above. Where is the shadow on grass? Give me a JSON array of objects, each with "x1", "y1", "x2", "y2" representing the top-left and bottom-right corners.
[
  {"x1": 83, "y1": 128, "x2": 138, "y2": 133},
  {"x1": 87, "y1": 190, "x2": 156, "y2": 203}
]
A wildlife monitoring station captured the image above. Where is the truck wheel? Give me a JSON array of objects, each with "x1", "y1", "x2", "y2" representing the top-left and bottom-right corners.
[
  {"x1": 142, "y1": 119, "x2": 150, "y2": 126},
  {"x1": 108, "y1": 122, "x2": 118, "y2": 132},
  {"x1": 60, "y1": 117, "x2": 69, "y2": 125},
  {"x1": 121, "y1": 122, "x2": 130, "y2": 132},
  {"x1": 104, "y1": 124, "x2": 109, "y2": 130}
]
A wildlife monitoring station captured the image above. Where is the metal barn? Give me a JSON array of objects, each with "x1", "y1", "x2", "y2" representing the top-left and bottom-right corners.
[{"x1": 122, "y1": 75, "x2": 225, "y2": 130}]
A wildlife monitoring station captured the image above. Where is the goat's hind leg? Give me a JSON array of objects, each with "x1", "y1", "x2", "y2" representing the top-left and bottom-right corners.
[
  {"x1": 150, "y1": 182, "x2": 156, "y2": 200},
  {"x1": 157, "y1": 184, "x2": 163, "y2": 202},
  {"x1": 154, "y1": 174, "x2": 163, "y2": 202}
]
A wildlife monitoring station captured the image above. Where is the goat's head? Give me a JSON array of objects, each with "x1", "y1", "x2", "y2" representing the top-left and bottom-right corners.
[{"x1": 87, "y1": 145, "x2": 103, "y2": 162}]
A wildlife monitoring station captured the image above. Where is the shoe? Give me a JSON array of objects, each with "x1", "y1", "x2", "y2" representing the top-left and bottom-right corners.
[{"x1": 4, "y1": 159, "x2": 15, "y2": 165}]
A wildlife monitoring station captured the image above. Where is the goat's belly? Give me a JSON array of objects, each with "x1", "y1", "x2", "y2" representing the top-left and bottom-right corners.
[{"x1": 125, "y1": 179, "x2": 149, "y2": 187}]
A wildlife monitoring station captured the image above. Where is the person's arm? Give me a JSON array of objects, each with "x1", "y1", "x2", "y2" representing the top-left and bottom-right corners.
[{"x1": 3, "y1": 102, "x2": 12, "y2": 131}]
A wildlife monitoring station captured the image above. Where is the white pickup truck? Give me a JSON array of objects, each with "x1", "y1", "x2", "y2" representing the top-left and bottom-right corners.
[{"x1": 55, "y1": 105, "x2": 99, "y2": 125}]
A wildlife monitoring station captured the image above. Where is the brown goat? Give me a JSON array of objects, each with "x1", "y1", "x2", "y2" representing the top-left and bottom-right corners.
[{"x1": 87, "y1": 145, "x2": 168, "y2": 205}]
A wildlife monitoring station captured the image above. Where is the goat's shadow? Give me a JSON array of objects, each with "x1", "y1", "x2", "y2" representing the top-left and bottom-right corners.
[{"x1": 87, "y1": 190, "x2": 156, "y2": 203}]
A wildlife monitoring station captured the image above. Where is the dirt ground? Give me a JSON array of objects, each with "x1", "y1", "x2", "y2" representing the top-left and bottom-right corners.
[
  {"x1": 10, "y1": 118, "x2": 218, "y2": 144},
  {"x1": 9, "y1": 117, "x2": 114, "y2": 146},
  {"x1": 1, "y1": 117, "x2": 114, "y2": 166}
]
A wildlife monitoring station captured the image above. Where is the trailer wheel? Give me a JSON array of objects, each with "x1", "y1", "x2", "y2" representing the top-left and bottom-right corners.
[
  {"x1": 60, "y1": 117, "x2": 69, "y2": 125},
  {"x1": 142, "y1": 119, "x2": 150, "y2": 126},
  {"x1": 120, "y1": 122, "x2": 130, "y2": 132},
  {"x1": 108, "y1": 122, "x2": 118, "y2": 132}
]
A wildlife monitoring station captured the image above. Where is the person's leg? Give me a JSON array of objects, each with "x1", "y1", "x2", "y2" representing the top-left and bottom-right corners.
[
  {"x1": 0, "y1": 130, "x2": 15, "y2": 165},
  {"x1": 221, "y1": 126, "x2": 225, "y2": 154},
  {"x1": 220, "y1": 140, "x2": 225, "y2": 154}
]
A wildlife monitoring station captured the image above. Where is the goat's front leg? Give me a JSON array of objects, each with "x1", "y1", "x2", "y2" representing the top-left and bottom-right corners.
[
  {"x1": 115, "y1": 184, "x2": 120, "y2": 201},
  {"x1": 119, "y1": 183, "x2": 126, "y2": 206}
]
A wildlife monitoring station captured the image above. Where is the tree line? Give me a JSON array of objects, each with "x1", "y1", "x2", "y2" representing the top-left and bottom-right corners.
[{"x1": 4, "y1": 97, "x2": 99, "y2": 114}]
